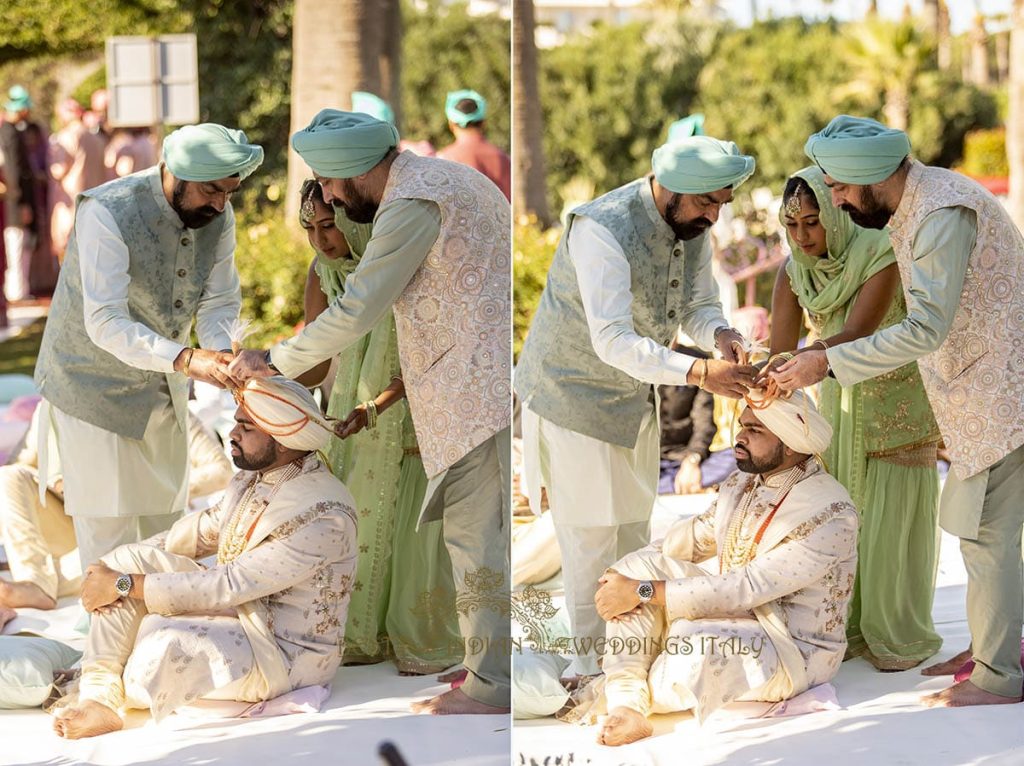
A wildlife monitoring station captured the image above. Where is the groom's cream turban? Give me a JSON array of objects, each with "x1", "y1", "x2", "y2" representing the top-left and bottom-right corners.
[
  {"x1": 742, "y1": 389, "x2": 832, "y2": 456},
  {"x1": 237, "y1": 376, "x2": 334, "y2": 452}
]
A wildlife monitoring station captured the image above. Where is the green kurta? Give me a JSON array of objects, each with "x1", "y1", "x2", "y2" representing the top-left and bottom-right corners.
[
  {"x1": 314, "y1": 206, "x2": 461, "y2": 674},
  {"x1": 782, "y1": 168, "x2": 943, "y2": 669}
]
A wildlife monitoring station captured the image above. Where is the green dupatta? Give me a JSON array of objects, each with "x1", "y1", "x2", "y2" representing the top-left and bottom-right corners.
[{"x1": 780, "y1": 166, "x2": 938, "y2": 508}]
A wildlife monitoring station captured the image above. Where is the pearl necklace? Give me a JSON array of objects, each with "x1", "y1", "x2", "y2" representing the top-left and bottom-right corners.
[
  {"x1": 720, "y1": 462, "x2": 807, "y2": 573},
  {"x1": 217, "y1": 460, "x2": 303, "y2": 564}
]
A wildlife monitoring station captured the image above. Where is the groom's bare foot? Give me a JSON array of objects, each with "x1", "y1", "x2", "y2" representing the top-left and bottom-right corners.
[
  {"x1": 53, "y1": 700, "x2": 123, "y2": 739},
  {"x1": 597, "y1": 706, "x2": 653, "y2": 746},
  {"x1": 921, "y1": 647, "x2": 973, "y2": 676},
  {"x1": 922, "y1": 680, "x2": 1022, "y2": 708},
  {"x1": 0, "y1": 580, "x2": 56, "y2": 610},
  {"x1": 410, "y1": 687, "x2": 509, "y2": 715}
]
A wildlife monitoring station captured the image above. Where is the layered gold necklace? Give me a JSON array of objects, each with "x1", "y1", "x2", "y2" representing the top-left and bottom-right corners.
[
  {"x1": 720, "y1": 461, "x2": 808, "y2": 573},
  {"x1": 217, "y1": 460, "x2": 304, "y2": 564}
]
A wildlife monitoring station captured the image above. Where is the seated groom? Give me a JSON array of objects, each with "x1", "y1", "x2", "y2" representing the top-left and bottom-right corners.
[
  {"x1": 591, "y1": 390, "x2": 857, "y2": 746},
  {"x1": 52, "y1": 377, "x2": 357, "y2": 739}
]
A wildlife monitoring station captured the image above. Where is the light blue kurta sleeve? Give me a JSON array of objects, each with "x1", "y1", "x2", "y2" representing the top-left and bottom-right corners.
[
  {"x1": 269, "y1": 198, "x2": 441, "y2": 378},
  {"x1": 826, "y1": 206, "x2": 977, "y2": 387}
]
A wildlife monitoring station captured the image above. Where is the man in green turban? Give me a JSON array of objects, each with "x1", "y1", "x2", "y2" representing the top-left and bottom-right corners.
[
  {"x1": 229, "y1": 108, "x2": 512, "y2": 716},
  {"x1": 773, "y1": 114, "x2": 1024, "y2": 709},
  {"x1": 34, "y1": 122, "x2": 263, "y2": 574},
  {"x1": 515, "y1": 136, "x2": 758, "y2": 682},
  {"x1": 437, "y1": 89, "x2": 510, "y2": 200}
]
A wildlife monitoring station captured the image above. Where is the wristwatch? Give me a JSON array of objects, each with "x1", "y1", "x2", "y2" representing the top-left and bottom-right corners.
[
  {"x1": 114, "y1": 573, "x2": 133, "y2": 599},
  {"x1": 636, "y1": 580, "x2": 654, "y2": 603},
  {"x1": 713, "y1": 325, "x2": 736, "y2": 344}
]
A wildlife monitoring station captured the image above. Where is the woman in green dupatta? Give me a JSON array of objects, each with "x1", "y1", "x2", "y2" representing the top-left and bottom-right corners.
[
  {"x1": 297, "y1": 180, "x2": 461, "y2": 675},
  {"x1": 768, "y1": 166, "x2": 942, "y2": 671}
]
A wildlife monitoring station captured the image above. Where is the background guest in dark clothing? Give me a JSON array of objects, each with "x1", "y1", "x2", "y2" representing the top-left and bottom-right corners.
[
  {"x1": 657, "y1": 345, "x2": 717, "y2": 495},
  {"x1": 0, "y1": 85, "x2": 47, "y2": 303}
]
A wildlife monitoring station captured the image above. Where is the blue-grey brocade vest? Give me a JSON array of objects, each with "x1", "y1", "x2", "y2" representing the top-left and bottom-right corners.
[
  {"x1": 35, "y1": 166, "x2": 225, "y2": 438},
  {"x1": 515, "y1": 177, "x2": 707, "y2": 449}
]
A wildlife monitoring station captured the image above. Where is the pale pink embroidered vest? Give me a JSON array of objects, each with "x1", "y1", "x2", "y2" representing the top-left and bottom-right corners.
[
  {"x1": 378, "y1": 151, "x2": 511, "y2": 477},
  {"x1": 888, "y1": 160, "x2": 1024, "y2": 479}
]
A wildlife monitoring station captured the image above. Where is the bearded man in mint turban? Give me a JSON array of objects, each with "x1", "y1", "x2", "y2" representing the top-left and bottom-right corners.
[
  {"x1": 34, "y1": 122, "x2": 263, "y2": 573},
  {"x1": 770, "y1": 114, "x2": 1024, "y2": 710},
  {"x1": 229, "y1": 109, "x2": 512, "y2": 716},
  {"x1": 514, "y1": 135, "x2": 760, "y2": 683}
]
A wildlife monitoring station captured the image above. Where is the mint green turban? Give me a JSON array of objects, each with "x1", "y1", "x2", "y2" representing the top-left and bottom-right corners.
[
  {"x1": 351, "y1": 91, "x2": 395, "y2": 126},
  {"x1": 5, "y1": 85, "x2": 32, "y2": 112},
  {"x1": 667, "y1": 114, "x2": 705, "y2": 142},
  {"x1": 162, "y1": 124, "x2": 264, "y2": 182},
  {"x1": 446, "y1": 89, "x2": 487, "y2": 127},
  {"x1": 804, "y1": 115, "x2": 911, "y2": 185},
  {"x1": 652, "y1": 136, "x2": 755, "y2": 194},
  {"x1": 291, "y1": 109, "x2": 400, "y2": 179}
]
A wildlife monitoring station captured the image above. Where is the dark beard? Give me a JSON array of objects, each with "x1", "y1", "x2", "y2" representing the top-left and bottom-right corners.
[
  {"x1": 333, "y1": 197, "x2": 378, "y2": 224},
  {"x1": 172, "y1": 182, "x2": 222, "y2": 229},
  {"x1": 735, "y1": 441, "x2": 786, "y2": 474},
  {"x1": 666, "y1": 194, "x2": 712, "y2": 241},
  {"x1": 231, "y1": 440, "x2": 278, "y2": 471},
  {"x1": 841, "y1": 187, "x2": 892, "y2": 229}
]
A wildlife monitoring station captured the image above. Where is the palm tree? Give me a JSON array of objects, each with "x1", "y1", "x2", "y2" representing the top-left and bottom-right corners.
[
  {"x1": 287, "y1": 0, "x2": 393, "y2": 222},
  {"x1": 1008, "y1": 0, "x2": 1024, "y2": 228},
  {"x1": 840, "y1": 17, "x2": 935, "y2": 131},
  {"x1": 513, "y1": 0, "x2": 550, "y2": 225}
]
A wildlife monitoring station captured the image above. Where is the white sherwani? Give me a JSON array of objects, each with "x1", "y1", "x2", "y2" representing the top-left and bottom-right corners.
[
  {"x1": 602, "y1": 461, "x2": 858, "y2": 722},
  {"x1": 78, "y1": 454, "x2": 357, "y2": 721}
]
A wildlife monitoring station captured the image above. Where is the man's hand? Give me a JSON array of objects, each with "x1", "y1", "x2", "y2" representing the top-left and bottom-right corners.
[
  {"x1": 715, "y1": 328, "x2": 745, "y2": 364},
  {"x1": 673, "y1": 458, "x2": 702, "y2": 495},
  {"x1": 595, "y1": 571, "x2": 642, "y2": 621},
  {"x1": 688, "y1": 358, "x2": 757, "y2": 399},
  {"x1": 226, "y1": 349, "x2": 274, "y2": 384},
  {"x1": 770, "y1": 349, "x2": 829, "y2": 391},
  {"x1": 335, "y1": 404, "x2": 369, "y2": 439},
  {"x1": 176, "y1": 348, "x2": 241, "y2": 389},
  {"x1": 81, "y1": 563, "x2": 122, "y2": 613}
]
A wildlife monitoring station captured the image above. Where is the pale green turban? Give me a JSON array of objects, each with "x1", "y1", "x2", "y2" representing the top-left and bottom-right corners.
[
  {"x1": 652, "y1": 136, "x2": 755, "y2": 194},
  {"x1": 162, "y1": 123, "x2": 264, "y2": 182},
  {"x1": 5, "y1": 85, "x2": 31, "y2": 112},
  {"x1": 446, "y1": 89, "x2": 487, "y2": 127},
  {"x1": 667, "y1": 114, "x2": 705, "y2": 142},
  {"x1": 351, "y1": 91, "x2": 395, "y2": 126},
  {"x1": 804, "y1": 115, "x2": 911, "y2": 185},
  {"x1": 291, "y1": 109, "x2": 400, "y2": 179}
]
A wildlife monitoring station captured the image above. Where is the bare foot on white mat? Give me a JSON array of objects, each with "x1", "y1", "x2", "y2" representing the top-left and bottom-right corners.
[
  {"x1": 411, "y1": 687, "x2": 509, "y2": 715},
  {"x1": 437, "y1": 668, "x2": 467, "y2": 684},
  {"x1": 597, "y1": 706, "x2": 653, "y2": 746},
  {"x1": 0, "y1": 605, "x2": 15, "y2": 630},
  {"x1": 922, "y1": 680, "x2": 1022, "y2": 708},
  {"x1": 920, "y1": 647, "x2": 973, "y2": 676},
  {"x1": 0, "y1": 580, "x2": 57, "y2": 610},
  {"x1": 53, "y1": 700, "x2": 123, "y2": 739}
]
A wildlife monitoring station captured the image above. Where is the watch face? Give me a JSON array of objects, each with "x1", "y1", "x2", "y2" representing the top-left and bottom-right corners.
[
  {"x1": 637, "y1": 582, "x2": 654, "y2": 601},
  {"x1": 115, "y1": 574, "x2": 132, "y2": 597}
]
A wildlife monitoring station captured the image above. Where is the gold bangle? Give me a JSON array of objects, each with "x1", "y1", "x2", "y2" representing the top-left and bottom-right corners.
[
  {"x1": 183, "y1": 347, "x2": 195, "y2": 376},
  {"x1": 698, "y1": 359, "x2": 709, "y2": 389},
  {"x1": 364, "y1": 400, "x2": 378, "y2": 429}
]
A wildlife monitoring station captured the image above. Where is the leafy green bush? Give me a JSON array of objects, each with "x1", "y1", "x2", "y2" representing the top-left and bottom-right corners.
[
  {"x1": 960, "y1": 127, "x2": 1008, "y2": 177},
  {"x1": 513, "y1": 217, "x2": 560, "y2": 359},
  {"x1": 233, "y1": 206, "x2": 312, "y2": 349}
]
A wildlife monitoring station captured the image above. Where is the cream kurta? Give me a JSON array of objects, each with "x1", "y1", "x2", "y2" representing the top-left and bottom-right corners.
[
  {"x1": 78, "y1": 454, "x2": 358, "y2": 721},
  {"x1": 599, "y1": 462, "x2": 858, "y2": 722}
]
